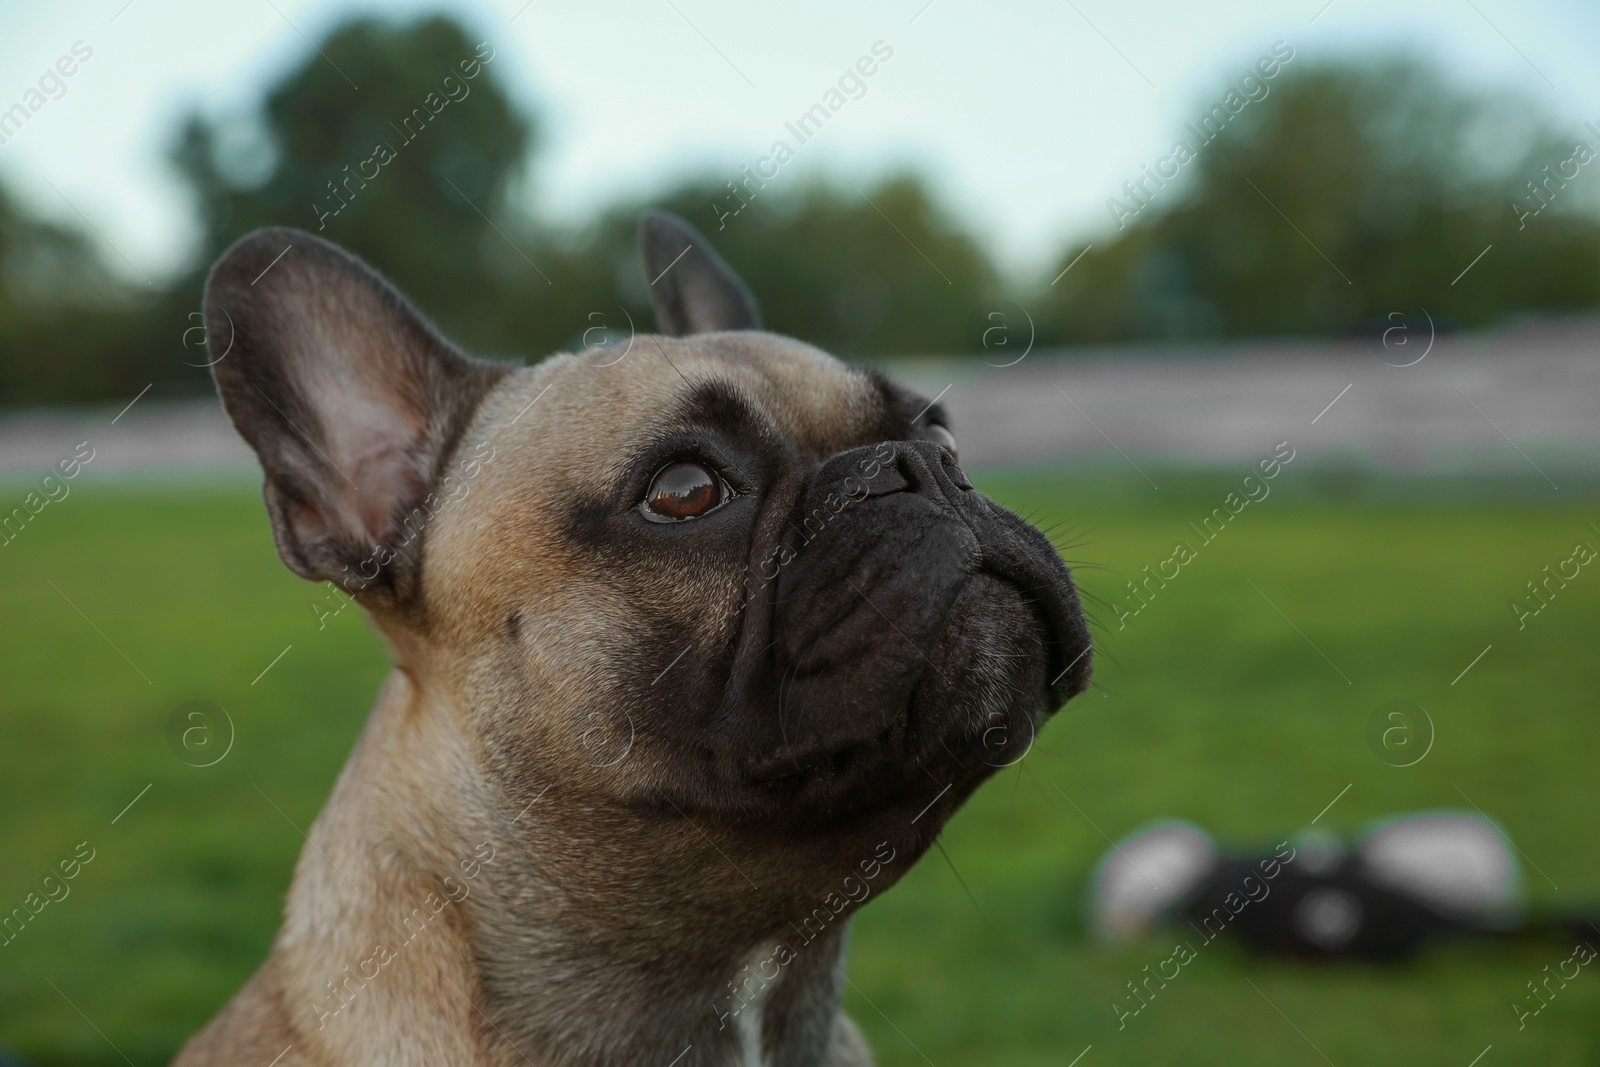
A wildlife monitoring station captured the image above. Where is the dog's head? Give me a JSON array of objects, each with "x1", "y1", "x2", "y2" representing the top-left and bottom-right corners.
[{"x1": 204, "y1": 215, "x2": 1090, "y2": 923}]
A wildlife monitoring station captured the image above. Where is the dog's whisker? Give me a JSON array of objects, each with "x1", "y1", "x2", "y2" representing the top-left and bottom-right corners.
[{"x1": 933, "y1": 836, "x2": 988, "y2": 925}]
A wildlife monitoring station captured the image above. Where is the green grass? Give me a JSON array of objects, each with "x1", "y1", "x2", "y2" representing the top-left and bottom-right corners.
[{"x1": 1, "y1": 470, "x2": 1597, "y2": 1065}]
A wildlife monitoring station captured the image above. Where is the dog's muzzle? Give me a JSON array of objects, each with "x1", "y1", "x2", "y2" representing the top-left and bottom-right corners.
[{"x1": 748, "y1": 441, "x2": 1091, "y2": 790}]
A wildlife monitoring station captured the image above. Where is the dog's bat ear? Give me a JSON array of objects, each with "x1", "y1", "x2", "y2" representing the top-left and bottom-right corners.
[
  {"x1": 640, "y1": 210, "x2": 761, "y2": 336},
  {"x1": 203, "y1": 227, "x2": 510, "y2": 607}
]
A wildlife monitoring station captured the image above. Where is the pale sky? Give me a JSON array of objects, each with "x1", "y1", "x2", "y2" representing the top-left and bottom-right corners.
[{"x1": 1, "y1": 0, "x2": 1597, "y2": 285}]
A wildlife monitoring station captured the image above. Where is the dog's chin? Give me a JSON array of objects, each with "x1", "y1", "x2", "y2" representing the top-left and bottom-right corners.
[{"x1": 730, "y1": 570, "x2": 1084, "y2": 830}]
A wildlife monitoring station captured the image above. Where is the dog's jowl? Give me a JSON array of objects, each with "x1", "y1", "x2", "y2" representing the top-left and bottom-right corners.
[{"x1": 175, "y1": 212, "x2": 1092, "y2": 1067}]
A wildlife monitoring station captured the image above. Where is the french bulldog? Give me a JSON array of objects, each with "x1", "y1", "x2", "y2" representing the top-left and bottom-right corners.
[{"x1": 173, "y1": 212, "x2": 1091, "y2": 1066}]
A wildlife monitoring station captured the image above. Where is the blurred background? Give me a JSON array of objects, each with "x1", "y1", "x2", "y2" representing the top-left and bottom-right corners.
[{"x1": 1, "y1": 0, "x2": 1597, "y2": 1064}]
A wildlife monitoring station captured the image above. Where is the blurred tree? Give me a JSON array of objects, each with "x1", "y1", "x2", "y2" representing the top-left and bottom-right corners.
[
  {"x1": 15, "y1": 34, "x2": 1600, "y2": 407},
  {"x1": 159, "y1": 15, "x2": 998, "y2": 388},
  {"x1": 0, "y1": 184, "x2": 166, "y2": 404},
  {"x1": 0, "y1": 15, "x2": 548, "y2": 406},
  {"x1": 174, "y1": 16, "x2": 539, "y2": 358},
  {"x1": 1039, "y1": 58, "x2": 1600, "y2": 343},
  {"x1": 554, "y1": 173, "x2": 998, "y2": 358}
]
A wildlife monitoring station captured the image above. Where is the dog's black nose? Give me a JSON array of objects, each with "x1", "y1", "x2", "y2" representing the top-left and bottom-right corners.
[
  {"x1": 812, "y1": 439, "x2": 978, "y2": 517},
  {"x1": 887, "y1": 439, "x2": 975, "y2": 497}
]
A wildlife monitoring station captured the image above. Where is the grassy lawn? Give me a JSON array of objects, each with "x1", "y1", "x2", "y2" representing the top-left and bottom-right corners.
[{"x1": 1, "y1": 468, "x2": 1597, "y2": 1065}]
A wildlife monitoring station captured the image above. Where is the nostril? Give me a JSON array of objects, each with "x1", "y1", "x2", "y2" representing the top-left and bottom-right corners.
[
  {"x1": 940, "y1": 450, "x2": 973, "y2": 490},
  {"x1": 886, "y1": 442, "x2": 972, "y2": 497},
  {"x1": 894, "y1": 448, "x2": 925, "y2": 491}
]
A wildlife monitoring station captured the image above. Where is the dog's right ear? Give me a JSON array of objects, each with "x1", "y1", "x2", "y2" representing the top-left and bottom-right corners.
[
  {"x1": 203, "y1": 228, "x2": 510, "y2": 607},
  {"x1": 640, "y1": 210, "x2": 762, "y2": 336}
]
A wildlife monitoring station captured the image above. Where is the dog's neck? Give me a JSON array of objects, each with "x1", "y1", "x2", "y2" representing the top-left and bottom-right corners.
[{"x1": 272, "y1": 668, "x2": 853, "y2": 1067}]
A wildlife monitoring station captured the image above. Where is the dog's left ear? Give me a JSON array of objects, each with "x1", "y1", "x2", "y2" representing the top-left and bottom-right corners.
[
  {"x1": 203, "y1": 227, "x2": 511, "y2": 608},
  {"x1": 640, "y1": 210, "x2": 761, "y2": 336}
]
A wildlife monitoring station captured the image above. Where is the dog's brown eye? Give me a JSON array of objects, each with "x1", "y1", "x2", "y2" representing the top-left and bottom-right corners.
[{"x1": 642, "y1": 461, "x2": 725, "y2": 521}]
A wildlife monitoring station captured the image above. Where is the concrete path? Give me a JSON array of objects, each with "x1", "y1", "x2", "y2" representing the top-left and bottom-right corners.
[
  {"x1": 891, "y1": 318, "x2": 1597, "y2": 476},
  {"x1": 1, "y1": 317, "x2": 1594, "y2": 479}
]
